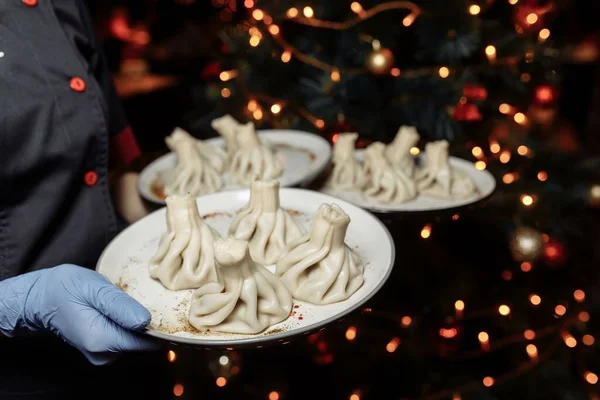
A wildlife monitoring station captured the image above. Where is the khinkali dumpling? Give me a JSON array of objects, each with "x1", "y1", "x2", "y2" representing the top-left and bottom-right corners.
[
  {"x1": 362, "y1": 142, "x2": 417, "y2": 204},
  {"x1": 228, "y1": 179, "x2": 304, "y2": 265},
  {"x1": 188, "y1": 238, "x2": 293, "y2": 334},
  {"x1": 164, "y1": 129, "x2": 223, "y2": 197},
  {"x1": 149, "y1": 195, "x2": 222, "y2": 291},
  {"x1": 416, "y1": 140, "x2": 478, "y2": 199},
  {"x1": 211, "y1": 114, "x2": 241, "y2": 156},
  {"x1": 385, "y1": 125, "x2": 420, "y2": 177},
  {"x1": 275, "y1": 203, "x2": 364, "y2": 305},
  {"x1": 229, "y1": 122, "x2": 283, "y2": 184},
  {"x1": 171, "y1": 127, "x2": 228, "y2": 173},
  {"x1": 326, "y1": 132, "x2": 364, "y2": 190}
]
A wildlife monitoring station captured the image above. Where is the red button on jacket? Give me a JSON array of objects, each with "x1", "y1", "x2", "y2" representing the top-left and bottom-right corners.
[
  {"x1": 70, "y1": 77, "x2": 86, "y2": 92},
  {"x1": 22, "y1": 0, "x2": 37, "y2": 6},
  {"x1": 84, "y1": 171, "x2": 98, "y2": 186}
]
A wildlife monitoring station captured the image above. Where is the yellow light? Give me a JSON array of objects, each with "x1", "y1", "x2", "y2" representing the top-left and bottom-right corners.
[
  {"x1": 508, "y1": 0, "x2": 518, "y2": 4},
  {"x1": 252, "y1": 9, "x2": 264, "y2": 20},
  {"x1": 420, "y1": 225, "x2": 431, "y2": 239},
  {"x1": 526, "y1": 13, "x2": 538, "y2": 24},
  {"x1": 303, "y1": 6, "x2": 314, "y2": 18},
  {"x1": 271, "y1": 104, "x2": 282, "y2": 114},
  {"x1": 386, "y1": 337, "x2": 401, "y2": 353},
  {"x1": 220, "y1": 71, "x2": 230, "y2": 81},
  {"x1": 167, "y1": 350, "x2": 177, "y2": 362},
  {"x1": 521, "y1": 195, "x2": 533, "y2": 206},
  {"x1": 539, "y1": 28, "x2": 550, "y2": 40},
  {"x1": 483, "y1": 377, "x2": 494, "y2": 387},
  {"x1": 490, "y1": 142, "x2": 501, "y2": 153},
  {"x1": 216, "y1": 377, "x2": 227, "y2": 387},
  {"x1": 249, "y1": 27, "x2": 260, "y2": 36},
  {"x1": 503, "y1": 173, "x2": 515, "y2": 184},
  {"x1": 583, "y1": 335, "x2": 595, "y2": 346},
  {"x1": 268, "y1": 25, "x2": 280, "y2": 35},
  {"x1": 253, "y1": 109, "x2": 263, "y2": 120},
  {"x1": 498, "y1": 305, "x2": 511, "y2": 316},
  {"x1": 574, "y1": 289, "x2": 585, "y2": 302},
  {"x1": 585, "y1": 372, "x2": 599, "y2": 385},
  {"x1": 455, "y1": 300, "x2": 465, "y2": 311},
  {"x1": 565, "y1": 336, "x2": 577, "y2": 348},
  {"x1": 499, "y1": 103, "x2": 510, "y2": 114},
  {"x1": 281, "y1": 50, "x2": 292, "y2": 63},
  {"x1": 331, "y1": 69, "x2": 341, "y2": 82},
  {"x1": 478, "y1": 332, "x2": 489, "y2": 342},
  {"x1": 499, "y1": 151, "x2": 511, "y2": 163},
  {"x1": 346, "y1": 326, "x2": 357, "y2": 340},
  {"x1": 520, "y1": 261, "x2": 532, "y2": 272},
  {"x1": 579, "y1": 311, "x2": 590, "y2": 322},
  {"x1": 249, "y1": 35, "x2": 261, "y2": 47},
  {"x1": 391, "y1": 67, "x2": 401, "y2": 77},
  {"x1": 350, "y1": 394, "x2": 360, "y2": 400},
  {"x1": 173, "y1": 384, "x2": 184, "y2": 396},
  {"x1": 529, "y1": 294, "x2": 541, "y2": 305},
  {"x1": 475, "y1": 161, "x2": 486, "y2": 170},
  {"x1": 286, "y1": 7, "x2": 298, "y2": 18},
  {"x1": 517, "y1": 145, "x2": 529, "y2": 155},
  {"x1": 469, "y1": 4, "x2": 481, "y2": 15},
  {"x1": 439, "y1": 67, "x2": 450, "y2": 78},
  {"x1": 514, "y1": 112, "x2": 526, "y2": 124},
  {"x1": 315, "y1": 119, "x2": 325, "y2": 129},
  {"x1": 402, "y1": 14, "x2": 415, "y2": 26},
  {"x1": 409, "y1": 146, "x2": 420, "y2": 155},
  {"x1": 472, "y1": 146, "x2": 483, "y2": 157},
  {"x1": 247, "y1": 99, "x2": 258, "y2": 111},
  {"x1": 350, "y1": 2, "x2": 363, "y2": 13},
  {"x1": 537, "y1": 171, "x2": 548, "y2": 181},
  {"x1": 221, "y1": 88, "x2": 231, "y2": 98},
  {"x1": 401, "y1": 316, "x2": 412, "y2": 327},
  {"x1": 524, "y1": 329, "x2": 536, "y2": 340},
  {"x1": 526, "y1": 344, "x2": 538, "y2": 357},
  {"x1": 485, "y1": 45, "x2": 496, "y2": 56},
  {"x1": 269, "y1": 391, "x2": 280, "y2": 400},
  {"x1": 555, "y1": 305, "x2": 566, "y2": 316}
]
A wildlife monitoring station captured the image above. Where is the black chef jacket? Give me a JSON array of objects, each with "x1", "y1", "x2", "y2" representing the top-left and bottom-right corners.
[{"x1": 0, "y1": 1, "x2": 166, "y2": 399}]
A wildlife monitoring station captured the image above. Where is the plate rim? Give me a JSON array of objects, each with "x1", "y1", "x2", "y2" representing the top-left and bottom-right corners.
[
  {"x1": 322, "y1": 153, "x2": 497, "y2": 215},
  {"x1": 96, "y1": 187, "x2": 396, "y2": 347},
  {"x1": 137, "y1": 129, "x2": 332, "y2": 205}
]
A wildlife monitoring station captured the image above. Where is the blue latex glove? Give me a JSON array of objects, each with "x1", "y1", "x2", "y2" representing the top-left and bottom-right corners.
[{"x1": 0, "y1": 264, "x2": 161, "y2": 365}]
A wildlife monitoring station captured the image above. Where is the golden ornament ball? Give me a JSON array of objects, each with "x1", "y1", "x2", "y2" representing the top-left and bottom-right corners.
[
  {"x1": 366, "y1": 48, "x2": 394, "y2": 75},
  {"x1": 509, "y1": 226, "x2": 544, "y2": 262}
]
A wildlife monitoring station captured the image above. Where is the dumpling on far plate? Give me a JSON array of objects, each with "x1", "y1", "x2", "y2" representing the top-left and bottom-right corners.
[
  {"x1": 384, "y1": 125, "x2": 420, "y2": 177},
  {"x1": 149, "y1": 194, "x2": 222, "y2": 291},
  {"x1": 326, "y1": 132, "x2": 364, "y2": 190},
  {"x1": 275, "y1": 203, "x2": 364, "y2": 305},
  {"x1": 416, "y1": 140, "x2": 478, "y2": 200},
  {"x1": 170, "y1": 127, "x2": 228, "y2": 173},
  {"x1": 362, "y1": 142, "x2": 417, "y2": 204},
  {"x1": 188, "y1": 238, "x2": 293, "y2": 334},
  {"x1": 163, "y1": 129, "x2": 223, "y2": 197},
  {"x1": 228, "y1": 178, "x2": 304, "y2": 265},
  {"x1": 229, "y1": 122, "x2": 283, "y2": 185},
  {"x1": 211, "y1": 114, "x2": 242, "y2": 156}
]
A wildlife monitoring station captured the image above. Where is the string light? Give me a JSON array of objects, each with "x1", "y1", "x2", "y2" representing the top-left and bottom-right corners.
[
  {"x1": 573, "y1": 289, "x2": 585, "y2": 302},
  {"x1": 219, "y1": 355, "x2": 229, "y2": 365},
  {"x1": 269, "y1": 391, "x2": 280, "y2": 400},
  {"x1": 483, "y1": 377, "x2": 494, "y2": 387},
  {"x1": 219, "y1": 70, "x2": 237, "y2": 81},
  {"x1": 499, "y1": 150, "x2": 511, "y2": 163},
  {"x1": 252, "y1": 9, "x2": 264, "y2": 20},
  {"x1": 439, "y1": 327, "x2": 458, "y2": 338},
  {"x1": 247, "y1": 99, "x2": 258, "y2": 111},
  {"x1": 537, "y1": 171, "x2": 548, "y2": 181},
  {"x1": 583, "y1": 335, "x2": 595, "y2": 346},
  {"x1": 502, "y1": 270, "x2": 512, "y2": 281},
  {"x1": 478, "y1": 331, "x2": 490, "y2": 351},
  {"x1": 271, "y1": 103, "x2": 282, "y2": 114},
  {"x1": 490, "y1": 142, "x2": 501, "y2": 153},
  {"x1": 514, "y1": 112, "x2": 526, "y2": 124},
  {"x1": 331, "y1": 69, "x2": 341, "y2": 82},
  {"x1": 350, "y1": 393, "x2": 360, "y2": 400},
  {"x1": 391, "y1": 67, "x2": 401, "y2": 76},
  {"x1": 253, "y1": 109, "x2": 263, "y2": 120},
  {"x1": 249, "y1": 35, "x2": 261, "y2": 47},
  {"x1": 579, "y1": 311, "x2": 590, "y2": 322},
  {"x1": 524, "y1": 330, "x2": 536, "y2": 340},
  {"x1": 281, "y1": 50, "x2": 292, "y2": 63},
  {"x1": 529, "y1": 294, "x2": 541, "y2": 306},
  {"x1": 216, "y1": 377, "x2": 227, "y2": 387},
  {"x1": 173, "y1": 384, "x2": 184, "y2": 396},
  {"x1": 472, "y1": 146, "x2": 483, "y2": 157},
  {"x1": 485, "y1": 45, "x2": 497, "y2": 62},
  {"x1": 221, "y1": 88, "x2": 231, "y2": 98},
  {"x1": 585, "y1": 372, "x2": 599, "y2": 385},
  {"x1": 453, "y1": 393, "x2": 461, "y2": 400},
  {"x1": 498, "y1": 305, "x2": 511, "y2": 316},
  {"x1": 269, "y1": 25, "x2": 280, "y2": 35},
  {"x1": 554, "y1": 305, "x2": 566, "y2": 317},
  {"x1": 521, "y1": 194, "x2": 534, "y2": 206},
  {"x1": 420, "y1": 225, "x2": 432, "y2": 239},
  {"x1": 539, "y1": 28, "x2": 550, "y2": 41},
  {"x1": 438, "y1": 67, "x2": 450, "y2": 78},
  {"x1": 286, "y1": 7, "x2": 298, "y2": 18},
  {"x1": 167, "y1": 350, "x2": 177, "y2": 362},
  {"x1": 350, "y1": 2, "x2": 363, "y2": 14},
  {"x1": 455, "y1": 300, "x2": 465, "y2": 319},
  {"x1": 303, "y1": 6, "x2": 314, "y2": 18},
  {"x1": 469, "y1": 4, "x2": 481, "y2": 15},
  {"x1": 244, "y1": 0, "x2": 254, "y2": 8},
  {"x1": 315, "y1": 119, "x2": 325, "y2": 129},
  {"x1": 346, "y1": 326, "x2": 357, "y2": 340},
  {"x1": 508, "y1": 0, "x2": 518, "y2": 3},
  {"x1": 386, "y1": 337, "x2": 401, "y2": 353},
  {"x1": 517, "y1": 145, "x2": 529, "y2": 156},
  {"x1": 401, "y1": 316, "x2": 412, "y2": 327},
  {"x1": 409, "y1": 146, "x2": 420, "y2": 155},
  {"x1": 562, "y1": 331, "x2": 577, "y2": 348},
  {"x1": 499, "y1": 103, "x2": 510, "y2": 114},
  {"x1": 475, "y1": 161, "x2": 486, "y2": 170},
  {"x1": 526, "y1": 13, "x2": 538, "y2": 24},
  {"x1": 503, "y1": 173, "x2": 516, "y2": 184},
  {"x1": 526, "y1": 344, "x2": 538, "y2": 360},
  {"x1": 521, "y1": 261, "x2": 532, "y2": 272},
  {"x1": 402, "y1": 14, "x2": 415, "y2": 26}
]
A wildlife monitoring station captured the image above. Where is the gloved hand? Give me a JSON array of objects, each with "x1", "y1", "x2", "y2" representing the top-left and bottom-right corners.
[{"x1": 0, "y1": 264, "x2": 161, "y2": 365}]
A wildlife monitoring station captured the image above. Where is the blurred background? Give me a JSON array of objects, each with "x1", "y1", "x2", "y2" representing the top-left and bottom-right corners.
[{"x1": 84, "y1": 1, "x2": 600, "y2": 399}]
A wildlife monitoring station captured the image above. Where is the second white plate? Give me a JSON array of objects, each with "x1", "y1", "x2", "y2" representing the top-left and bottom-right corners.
[{"x1": 138, "y1": 129, "x2": 332, "y2": 205}]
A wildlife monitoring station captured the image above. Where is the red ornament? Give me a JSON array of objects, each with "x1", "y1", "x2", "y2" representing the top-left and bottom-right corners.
[
  {"x1": 535, "y1": 85, "x2": 556, "y2": 105},
  {"x1": 543, "y1": 240, "x2": 566, "y2": 266},
  {"x1": 452, "y1": 102, "x2": 482, "y2": 121},
  {"x1": 462, "y1": 84, "x2": 488, "y2": 101}
]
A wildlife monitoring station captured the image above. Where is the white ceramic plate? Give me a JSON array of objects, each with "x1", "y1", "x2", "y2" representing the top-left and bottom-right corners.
[
  {"x1": 138, "y1": 130, "x2": 332, "y2": 205},
  {"x1": 96, "y1": 188, "x2": 395, "y2": 348},
  {"x1": 321, "y1": 150, "x2": 496, "y2": 213}
]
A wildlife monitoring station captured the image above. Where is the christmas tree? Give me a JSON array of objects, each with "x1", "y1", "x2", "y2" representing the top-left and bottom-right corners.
[{"x1": 134, "y1": 0, "x2": 600, "y2": 399}]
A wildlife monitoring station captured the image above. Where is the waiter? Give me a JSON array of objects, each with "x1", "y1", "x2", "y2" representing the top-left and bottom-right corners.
[{"x1": 0, "y1": 0, "x2": 166, "y2": 399}]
